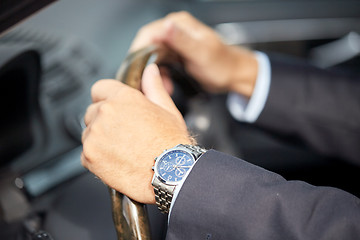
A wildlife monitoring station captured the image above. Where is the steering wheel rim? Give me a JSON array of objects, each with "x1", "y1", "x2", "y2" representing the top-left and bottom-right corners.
[{"x1": 109, "y1": 44, "x2": 163, "y2": 240}]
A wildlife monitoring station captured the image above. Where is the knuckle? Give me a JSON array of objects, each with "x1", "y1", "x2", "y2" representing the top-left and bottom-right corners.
[
  {"x1": 82, "y1": 139, "x2": 95, "y2": 164},
  {"x1": 90, "y1": 80, "x2": 105, "y2": 97},
  {"x1": 81, "y1": 127, "x2": 87, "y2": 143},
  {"x1": 80, "y1": 152, "x2": 88, "y2": 167},
  {"x1": 165, "y1": 12, "x2": 176, "y2": 20},
  {"x1": 167, "y1": 11, "x2": 189, "y2": 19},
  {"x1": 137, "y1": 21, "x2": 159, "y2": 39},
  {"x1": 165, "y1": 11, "x2": 187, "y2": 22},
  {"x1": 98, "y1": 102, "x2": 109, "y2": 114},
  {"x1": 97, "y1": 101, "x2": 115, "y2": 117},
  {"x1": 91, "y1": 79, "x2": 119, "y2": 101},
  {"x1": 116, "y1": 85, "x2": 138, "y2": 100},
  {"x1": 137, "y1": 25, "x2": 149, "y2": 36},
  {"x1": 81, "y1": 125, "x2": 103, "y2": 164},
  {"x1": 177, "y1": 11, "x2": 191, "y2": 18},
  {"x1": 83, "y1": 106, "x2": 93, "y2": 125},
  {"x1": 86, "y1": 122, "x2": 101, "y2": 138}
]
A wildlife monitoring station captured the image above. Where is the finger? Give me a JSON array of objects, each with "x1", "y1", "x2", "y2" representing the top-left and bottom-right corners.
[
  {"x1": 80, "y1": 152, "x2": 88, "y2": 168},
  {"x1": 162, "y1": 12, "x2": 216, "y2": 61},
  {"x1": 129, "y1": 19, "x2": 166, "y2": 52},
  {"x1": 81, "y1": 125, "x2": 89, "y2": 144},
  {"x1": 91, "y1": 79, "x2": 123, "y2": 103},
  {"x1": 141, "y1": 64, "x2": 181, "y2": 117},
  {"x1": 83, "y1": 101, "x2": 102, "y2": 126},
  {"x1": 129, "y1": 11, "x2": 212, "y2": 55}
]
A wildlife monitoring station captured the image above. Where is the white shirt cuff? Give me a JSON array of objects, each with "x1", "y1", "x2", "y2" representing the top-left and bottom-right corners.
[{"x1": 227, "y1": 51, "x2": 271, "y2": 123}]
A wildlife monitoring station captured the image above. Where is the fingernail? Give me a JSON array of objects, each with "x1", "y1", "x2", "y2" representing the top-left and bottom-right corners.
[{"x1": 145, "y1": 63, "x2": 160, "y2": 77}]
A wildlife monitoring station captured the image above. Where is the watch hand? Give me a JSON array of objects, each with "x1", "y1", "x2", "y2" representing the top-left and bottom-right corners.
[{"x1": 176, "y1": 155, "x2": 186, "y2": 165}]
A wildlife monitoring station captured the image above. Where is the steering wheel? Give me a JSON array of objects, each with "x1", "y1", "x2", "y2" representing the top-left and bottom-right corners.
[
  {"x1": 109, "y1": 45, "x2": 166, "y2": 240},
  {"x1": 110, "y1": 44, "x2": 205, "y2": 239}
]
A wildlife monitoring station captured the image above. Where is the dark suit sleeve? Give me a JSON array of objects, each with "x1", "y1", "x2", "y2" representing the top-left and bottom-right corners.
[
  {"x1": 255, "y1": 55, "x2": 360, "y2": 165},
  {"x1": 166, "y1": 150, "x2": 360, "y2": 240}
]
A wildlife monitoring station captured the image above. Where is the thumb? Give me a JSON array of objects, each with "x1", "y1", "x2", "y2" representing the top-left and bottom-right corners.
[{"x1": 142, "y1": 64, "x2": 181, "y2": 117}]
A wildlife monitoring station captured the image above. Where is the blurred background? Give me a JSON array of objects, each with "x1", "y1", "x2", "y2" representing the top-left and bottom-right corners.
[{"x1": 1, "y1": 0, "x2": 360, "y2": 239}]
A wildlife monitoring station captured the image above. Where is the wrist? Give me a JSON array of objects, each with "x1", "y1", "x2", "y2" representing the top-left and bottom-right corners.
[
  {"x1": 151, "y1": 143, "x2": 206, "y2": 214},
  {"x1": 227, "y1": 46, "x2": 258, "y2": 98}
]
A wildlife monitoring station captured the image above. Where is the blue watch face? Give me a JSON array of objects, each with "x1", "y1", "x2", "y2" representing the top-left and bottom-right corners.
[{"x1": 156, "y1": 150, "x2": 195, "y2": 184}]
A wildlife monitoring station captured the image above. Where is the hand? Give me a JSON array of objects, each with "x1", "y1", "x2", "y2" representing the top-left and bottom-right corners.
[
  {"x1": 81, "y1": 64, "x2": 192, "y2": 204},
  {"x1": 130, "y1": 11, "x2": 258, "y2": 98}
]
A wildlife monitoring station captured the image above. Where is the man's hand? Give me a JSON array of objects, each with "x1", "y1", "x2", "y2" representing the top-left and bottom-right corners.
[
  {"x1": 81, "y1": 64, "x2": 192, "y2": 204},
  {"x1": 130, "y1": 11, "x2": 258, "y2": 98}
]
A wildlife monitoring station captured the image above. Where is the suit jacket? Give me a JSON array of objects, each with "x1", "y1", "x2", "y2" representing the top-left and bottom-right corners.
[
  {"x1": 257, "y1": 54, "x2": 360, "y2": 165},
  {"x1": 166, "y1": 56, "x2": 360, "y2": 239}
]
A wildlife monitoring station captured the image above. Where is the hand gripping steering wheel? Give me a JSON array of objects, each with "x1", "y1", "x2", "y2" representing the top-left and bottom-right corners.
[
  {"x1": 109, "y1": 45, "x2": 165, "y2": 240},
  {"x1": 110, "y1": 44, "x2": 203, "y2": 239}
]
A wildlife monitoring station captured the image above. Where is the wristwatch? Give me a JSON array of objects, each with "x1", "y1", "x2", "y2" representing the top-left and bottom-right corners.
[{"x1": 151, "y1": 144, "x2": 206, "y2": 214}]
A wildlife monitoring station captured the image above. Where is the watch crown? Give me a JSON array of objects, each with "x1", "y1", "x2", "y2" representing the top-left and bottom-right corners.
[{"x1": 151, "y1": 166, "x2": 154, "y2": 171}]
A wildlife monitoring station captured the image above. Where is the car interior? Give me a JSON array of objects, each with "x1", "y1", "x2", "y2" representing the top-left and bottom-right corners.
[{"x1": 1, "y1": 0, "x2": 360, "y2": 239}]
